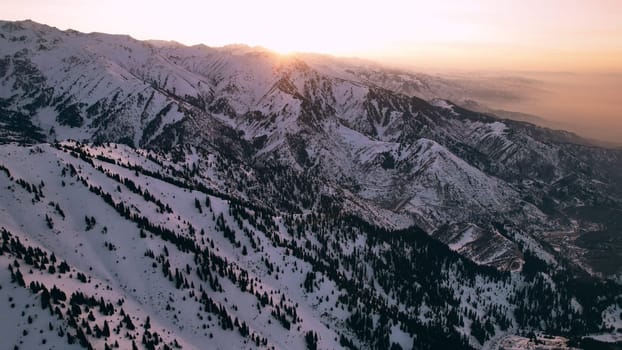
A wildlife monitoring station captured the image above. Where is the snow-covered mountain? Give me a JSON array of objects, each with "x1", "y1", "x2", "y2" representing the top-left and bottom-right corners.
[{"x1": 1, "y1": 20, "x2": 622, "y2": 349}]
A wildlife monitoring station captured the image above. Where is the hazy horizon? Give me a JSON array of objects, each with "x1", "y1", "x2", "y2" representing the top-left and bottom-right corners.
[
  {"x1": 2, "y1": 0, "x2": 621, "y2": 143},
  {"x1": 424, "y1": 70, "x2": 622, "y2": 144}
]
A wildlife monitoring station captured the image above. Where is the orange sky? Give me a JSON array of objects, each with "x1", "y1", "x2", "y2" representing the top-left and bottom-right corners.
[
  {"x1": 2, "y1": 0, "x2": 621, "y2": 142},
  {"x1": 3, "y1": 0, "x2": 622, "y2": 72}
]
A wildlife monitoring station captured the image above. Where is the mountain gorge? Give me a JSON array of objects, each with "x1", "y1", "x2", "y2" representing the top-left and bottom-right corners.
[{"x1": 1, "y1": 20, "x2": 622, "y2": 349}]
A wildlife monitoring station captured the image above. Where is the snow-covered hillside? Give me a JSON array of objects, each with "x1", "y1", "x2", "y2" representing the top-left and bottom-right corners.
[{"x1": 1, "y1": 142, "x2": 621, "y2": 350}]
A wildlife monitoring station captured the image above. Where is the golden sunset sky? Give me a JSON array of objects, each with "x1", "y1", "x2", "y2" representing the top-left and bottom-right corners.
[
  {"x1": 3, "y1": 0, "x2": 622, "y2": 72},
  {"x1": 2, "y1": 0, "x2": 622, "y2": 142}
]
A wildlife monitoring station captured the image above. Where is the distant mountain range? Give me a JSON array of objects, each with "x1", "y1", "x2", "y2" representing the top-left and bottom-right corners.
[{"x1": 1, "y1": 19, "x2": 621, "y2": 350}]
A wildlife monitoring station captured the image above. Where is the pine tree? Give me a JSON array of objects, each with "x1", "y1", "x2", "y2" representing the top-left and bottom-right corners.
[{"x1": 103, "y1": 320, "x2": 110, "y2": 337}]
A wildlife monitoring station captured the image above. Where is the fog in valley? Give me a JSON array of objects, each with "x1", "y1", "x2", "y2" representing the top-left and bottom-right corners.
[{"x1": 433, "y1": 70, "x2": 622, "y2": 145}]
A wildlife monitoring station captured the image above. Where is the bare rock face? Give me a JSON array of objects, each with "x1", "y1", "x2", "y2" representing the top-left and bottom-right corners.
[
  {"x1": 433, "y1": 223, "x2": 524, "y2": 271},
  {"x1": 496, "y1": 334, "x2": 577, "y2": 350}
]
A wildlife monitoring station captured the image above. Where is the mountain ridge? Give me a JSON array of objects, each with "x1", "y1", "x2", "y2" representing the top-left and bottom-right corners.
[{"x1": 2, "y1": 19, "x2": 622, "y2": 271}]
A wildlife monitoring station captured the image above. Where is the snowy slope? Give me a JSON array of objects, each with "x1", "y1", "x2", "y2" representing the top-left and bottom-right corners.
[
  {"x1": 0, "y1": 143, "x2": 344, "y2": 349},
  {"x1": 0, "y1": 142, "x2": 621, "y2": 350}
]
